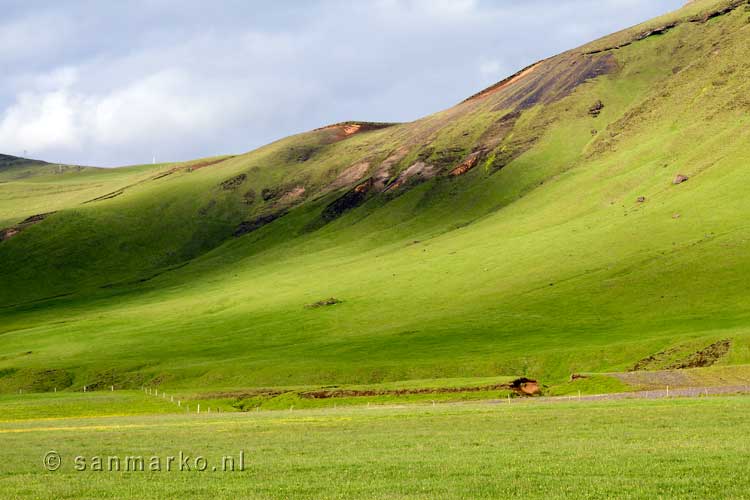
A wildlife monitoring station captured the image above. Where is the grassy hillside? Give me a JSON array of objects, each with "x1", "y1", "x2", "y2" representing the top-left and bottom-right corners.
[{"x1": 1, "y1": 0, "x2": 750, "y2": 392}]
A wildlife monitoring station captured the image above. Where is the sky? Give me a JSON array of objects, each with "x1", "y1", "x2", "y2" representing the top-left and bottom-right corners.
[{"x1": 0, "y1": 0, "x2": 684, "y2": 167}]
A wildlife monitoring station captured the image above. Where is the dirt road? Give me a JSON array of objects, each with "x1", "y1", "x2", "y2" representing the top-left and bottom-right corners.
[{"x1": 489, "y1": 385, "x2": 750, "y2": 405}]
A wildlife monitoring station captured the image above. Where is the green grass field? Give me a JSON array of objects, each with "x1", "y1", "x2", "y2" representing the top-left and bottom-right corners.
[{"x1": 1, "y1": 391, "x2": 750, "y2": 499}]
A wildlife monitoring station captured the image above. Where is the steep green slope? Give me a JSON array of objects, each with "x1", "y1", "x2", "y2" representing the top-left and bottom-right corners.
[{"x1": 1, "y1": 0, "x2": 749, "y2": 391}]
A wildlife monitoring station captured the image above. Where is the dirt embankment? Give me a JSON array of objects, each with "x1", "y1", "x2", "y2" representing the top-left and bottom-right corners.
[
  {"x1": 233, "y1": 182, "x2": 308, "y2": 237},
  {"x1": 220, "y1": 173, "x2": 247, "y2": 190},
  {"x1": 196, "y1": 378, "x2": 541, "y2": 404},
  {"x1": 321, "y1": 179, "x2": 374, "y2": 222},
  {"x1": 0, "y1": 212, "x2": 56, "y2": 242},
  {"x1": 233, "y1": 211, "x2": 288, "y2": 237},
  {"x1": 314, "y1": 121, "x2": 396, "y2": 143},
  {"x1": 631, "y1": 339, "x2": 731, "y2": 372},
  {"x1": 301, "y1": 378, "x2": 540, "y2": 399},
  {"x1": 449, "y1": 152, "x2": 483, "y2": 177}
]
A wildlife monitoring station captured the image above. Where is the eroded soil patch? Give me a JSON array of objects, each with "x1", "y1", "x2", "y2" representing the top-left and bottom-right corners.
[
  {"x1": 449, "y1": 152, "x2": 483, "y2": 177},
  {"x1": 305, "y1": 298, "x2": 341, "y2": 309},
  {"x1": 385, "y1": 161, "x2": 438, "y2": 191},
  {"x1": 321, "y1": 179, "x2": 375, "y2": 221},
  {"x1": 0, "y1": 212, "x2": 56, "y2": 242},
  {"x1": 219, "y1": 174, "x2": 247, "y2": 191},
  {"x1": 314, "y1": 121, "x2": 396, "y2": 143},
  {"x1": 631, "y1": 339, "x2": 732, "y2": 371},
  {"x1": 330, "y1": 162, "x2": 371, "y2": 190},
  {"x1": 233, "y1": 211, "x2": 288, "y2": 237}
]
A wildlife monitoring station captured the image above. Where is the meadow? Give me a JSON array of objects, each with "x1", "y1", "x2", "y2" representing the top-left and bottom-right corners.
[
  {"x1": 1, "y1": 391, "x2": 749, "y2": 498},
  {"x1": 1, "y1": 1, "x2": 749, "y2": 392}
]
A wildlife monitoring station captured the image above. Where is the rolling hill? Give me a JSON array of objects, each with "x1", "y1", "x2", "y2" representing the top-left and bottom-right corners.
[{"x1": 1, "y1": 0, "x2": 750, "y2": 392}]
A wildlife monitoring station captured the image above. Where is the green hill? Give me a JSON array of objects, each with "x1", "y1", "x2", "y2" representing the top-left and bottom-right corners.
[{"x1": 1, "y1": 0, "x2": 749, "y2": 392}]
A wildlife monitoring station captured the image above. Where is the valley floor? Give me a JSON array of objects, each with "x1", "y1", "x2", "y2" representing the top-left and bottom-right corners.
[{"x1": 1, "y1": 389, "x2": 749, "y2": 498}]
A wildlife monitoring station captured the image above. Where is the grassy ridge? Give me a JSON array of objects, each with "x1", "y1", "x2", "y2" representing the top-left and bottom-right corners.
[{"x1": 1, "y1": 1, "x2": 749, "y2": 390}]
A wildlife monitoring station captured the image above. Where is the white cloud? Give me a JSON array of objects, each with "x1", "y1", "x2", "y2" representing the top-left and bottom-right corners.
[
  {"x1": 0, "y1": 90, "x2": 82, "y2": 152},
  {"x1": 0, "y1": 68, "x2": 249, "y2": 161},
  {"x1": 90, "y1": 70, "x2": 232, "y2": 146}
]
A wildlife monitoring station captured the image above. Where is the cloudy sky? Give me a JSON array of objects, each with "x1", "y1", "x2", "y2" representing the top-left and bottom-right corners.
[{"x1": 0, "y1": 0, "x2": 683, "y2": 167}]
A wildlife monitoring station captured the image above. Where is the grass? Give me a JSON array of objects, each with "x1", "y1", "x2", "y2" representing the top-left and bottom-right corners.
[
  {"x1": 2, "y1": 392, "x2": 750, "y2": 498},
  {"x1": 0, "y1": 0, "x2": 749, "y2": 393},
  {"x1": 0, "y1": 391, "x2": 177, "y2": 421}
]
